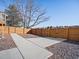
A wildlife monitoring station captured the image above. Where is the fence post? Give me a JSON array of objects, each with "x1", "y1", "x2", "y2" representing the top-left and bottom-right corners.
[
  {"x1": 67, "y1": 28, "x2": 69, "y2": 40},
  {"x1": 14, "y1": 27, "x2": 16, "y2": 33},
  {"x1": 8, "y1": 26, "x2": 9, "y2": 34},
  {"x1": 41, "y1": 29, "x2": 43, "y2": 36},
  {"x1": 23, "y1": 28, "x2": 25, "y2": 34}
]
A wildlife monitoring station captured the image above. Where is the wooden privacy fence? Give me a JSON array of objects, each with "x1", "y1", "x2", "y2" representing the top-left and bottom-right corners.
[
  {"x1": 0, "y1": 26, "x2": 31, "y2": 34},
  {"x1": 0, "y1": 26, "x2": 79, "y2": 41},
  {"x1": 31, "y1": 28, "x2": 79, "y2": 41}
]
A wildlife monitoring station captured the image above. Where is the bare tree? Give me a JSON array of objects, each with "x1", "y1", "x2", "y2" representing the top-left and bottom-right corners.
[
  {"x1": 5, "y1": 4, "x2": 22, "y2": 26},
  {"x1": 0, "y1": 0, "x2": 49, "y2": 28},
  {"x1": 16, "y1": 0, "x2": 49, "y2": 28}
]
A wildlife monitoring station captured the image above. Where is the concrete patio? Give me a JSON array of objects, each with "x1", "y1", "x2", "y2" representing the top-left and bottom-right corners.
[
  {"x1": 0, "y1": 48, "x2": 23, "y2": 59},
  {"x1": 25, "y1": 35, "x2": 65, "y2": 48},
  {"x1": 11, "y1": 33, "x2": 53, "y2": 59}
]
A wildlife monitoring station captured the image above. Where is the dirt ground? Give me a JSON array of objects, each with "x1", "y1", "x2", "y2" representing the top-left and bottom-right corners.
[{"x1": 0, "y1": 34, "x2": 16, "y2": 51}]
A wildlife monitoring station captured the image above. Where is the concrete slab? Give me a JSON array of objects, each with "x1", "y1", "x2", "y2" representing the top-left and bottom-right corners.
[
  {"x1": 11, "y1": 33, "x2": 53, "y2": 59},
  {"x1": 25, "y1": 36, "x2": 65, "y2": 48},
  {"x1": 0, "y1": 48, "x2": 23, "y2": 59}
]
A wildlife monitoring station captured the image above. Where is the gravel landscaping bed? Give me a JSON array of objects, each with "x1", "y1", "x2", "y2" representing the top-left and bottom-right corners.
[
  {"x1": 0, "y1": 34, "x2": 16, "y2": 51},
  {"x1": 47, "y1": 40, "x2": 79, "y2": 59}
]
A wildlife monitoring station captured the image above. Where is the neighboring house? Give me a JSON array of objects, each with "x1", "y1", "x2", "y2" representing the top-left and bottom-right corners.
[
  {"x1": 0, "y1": 11, "x2": 23, "y2": 27},
  {"x1": 0, "y1": 11, "x2": 8, "y2": 26}
]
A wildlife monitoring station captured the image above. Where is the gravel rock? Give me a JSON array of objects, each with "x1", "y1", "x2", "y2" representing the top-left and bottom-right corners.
[{"x1": 47, "y1": 40, "x2": 79, "y2": 59}]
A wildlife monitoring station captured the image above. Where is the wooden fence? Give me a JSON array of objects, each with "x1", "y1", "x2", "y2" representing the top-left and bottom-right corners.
[
  {"x1": 0, "y1": 26, "x2": 79, "y2": 41},
  {"x1": 0, "y1": 26, "x2": 31, "y2": 34},
  {"x1": 31, "y1": 28, "x2": 79, "y2": 41}
]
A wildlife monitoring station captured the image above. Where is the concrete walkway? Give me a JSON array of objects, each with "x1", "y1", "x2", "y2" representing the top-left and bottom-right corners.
[
  {"x1": 25, "y1": 35, "x2": 65, "y2": 48},
  {"x1": 0, "y1": 48, "x2": 23, "y2": 59},
  {"x1": 11, "y1": 33, "x2": 53, "y2": 59}
]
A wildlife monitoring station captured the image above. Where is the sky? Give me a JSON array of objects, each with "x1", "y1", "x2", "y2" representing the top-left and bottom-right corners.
[{"x1": 0, "y1": 0, "x2": 79, "y2": 27}]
